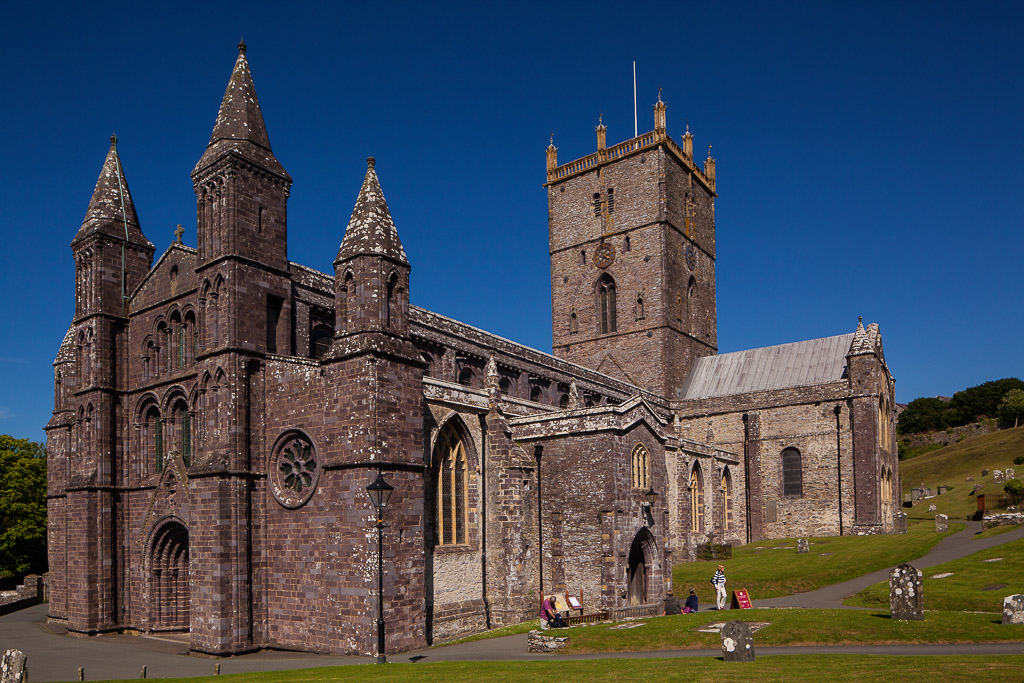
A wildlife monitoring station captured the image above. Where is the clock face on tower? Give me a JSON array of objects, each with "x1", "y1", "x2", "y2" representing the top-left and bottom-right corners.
[
  {"x1": 684, "y1": 243, "x2": 697, "y2": 271},
  {"x1": 594, "y1": 241, "x2": 616, "y2": 269}
]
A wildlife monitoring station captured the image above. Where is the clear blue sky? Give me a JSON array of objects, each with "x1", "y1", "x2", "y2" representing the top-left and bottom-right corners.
[{"x1": 2, "y1": 1, "x2": 1022, "y2": 442}]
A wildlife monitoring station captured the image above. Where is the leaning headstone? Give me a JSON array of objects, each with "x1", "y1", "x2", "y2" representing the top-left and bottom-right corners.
[
  {"x1": 928, "y1": 504, "x2": 936, "y2": 512},
  {"x1": 982, "y1": 469, "x2": 989, "y2": 477},
  {"x1": 1002, "y1": 595, "x2": 1024, "y2": 625},
  {"x1": 973, "y1": 484, "x2": 984, "y2": 494},
  {"x1": 993, "y1": 470, "x2": 1004, "y2": 483},
  {"x1": 720, "y1": 620, "x2": 755, "y2": 662},
  {"x1": 1, "y1": 649, "x2": 28, "y2": 683},
  {"x1": 797, "y1": 538, "x2": 809, "y2": 553},
  {"x1": 965, "y1": 475, "x2": 974, "y2": 482},
  {"x1": 889, "y1": 563, "x2": 924, "y2": 621},
  {"x1": 935, "y1": 514, "x2": 948, "y2": 532}
]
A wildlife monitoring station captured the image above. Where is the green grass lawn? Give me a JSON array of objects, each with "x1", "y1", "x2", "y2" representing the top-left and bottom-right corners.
[
  {"x1": 559, "y1": 608, "x2": 1022, "y2": 653},
  {"x1": 900, "y1": 426, "x2": 1024, "y2": 521},
  {"x1": 844, "y1": 537, "x2": 1024, "y2": 612},
  {"x1": 672, "y1": 519, "x2": 960, "y2": 605},
  {"x1": 90, "y1": 655, "x2": 1024, "y2": 682}
]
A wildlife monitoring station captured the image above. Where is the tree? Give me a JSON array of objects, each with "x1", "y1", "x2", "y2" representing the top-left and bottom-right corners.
[
  {"x1": 946, "y1": 378, "x2": 1024, "y2": 427},
  {"x1": 0, "y1": 435, "x2": 47, "y2": 577},
  {"x1": 897, "y1": 397, "x2": 949, "y2": 435},
  {"x1": 998, "y1": 389, "x2": 1024, "y2": 429}
]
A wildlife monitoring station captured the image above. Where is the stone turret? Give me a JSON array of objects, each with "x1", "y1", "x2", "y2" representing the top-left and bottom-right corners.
[{"x1": 334, "y1": 157, "x2": 411, "y2": 339}]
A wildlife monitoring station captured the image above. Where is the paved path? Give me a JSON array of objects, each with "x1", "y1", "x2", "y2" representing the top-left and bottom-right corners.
[
  {"x1": 755, "y1": 521, "x2": 1024, "y2": 609},
  {"x1": 3, "y1": 523, "x2": 1022, "y2": 681}
]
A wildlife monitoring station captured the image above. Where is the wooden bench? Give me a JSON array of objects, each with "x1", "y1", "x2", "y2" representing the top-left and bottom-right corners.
[{"x1": 562, "y1": 610, "x2": 609, "y2": 626}]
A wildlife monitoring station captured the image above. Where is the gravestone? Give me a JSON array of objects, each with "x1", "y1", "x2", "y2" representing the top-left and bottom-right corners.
[
  {"x1": 993, "y1": 470, "x2": 1004, "y2": 484},
  {"x1": 928, "y1": 504, "x2": 936, "y2": 512},
  {"x1": 1002, "y1": 595, "x2": 1024, "y2": 625},
  {"x1": 889, "y1": 563, "x2": 924, "y2": 621},
  {"x1": 937, "y1": 485, "x2": 948, "y2": 495},
  {"x1": 797, "y1": 538, "x2": 809, "y2": 553},
  {"x1": 720, "y1": 620, "x2": 755, "y2": 662},
  {"x1": 965, "y1": 475, "x2": 974, "y2": 482},
  {"x1": 1, "y1": 649, "x2": 27, "y2": 683},
  {"x1": 1007, "y1": 468, "x2": 1015, "y2": 480},
  {"x1": 973, "y1": 484, "x2": 984, "y2": 494},
  {"x1": 935, "y1": 514, "x2": 948, "y2": 532},
  {"x1": 982, "y1": 469, "x2": 989, "y2": 477}
]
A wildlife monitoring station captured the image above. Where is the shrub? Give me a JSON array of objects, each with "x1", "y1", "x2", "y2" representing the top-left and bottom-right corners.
[
  {"x1": 1014, "y1": 456, "x2": 1024, "y2": 466},
  {"x1": 1004, "y1": 479, "x2": 1024, "y2": 506}
]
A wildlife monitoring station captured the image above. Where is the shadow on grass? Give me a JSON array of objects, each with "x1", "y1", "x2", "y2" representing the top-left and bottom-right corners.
[{"x1": 869, "y1": 614, "x2": 893, "y2": 620}]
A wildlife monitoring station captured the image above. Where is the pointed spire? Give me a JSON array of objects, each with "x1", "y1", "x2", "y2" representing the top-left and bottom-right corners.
[
  {"x1": 193, "y1": 43, "x2": 288, "y2": 178},
  {"x1": 73, "y1": 136, "x2": 150, "y2": 247},
  {"x1": 336, "y1": 158, "x2": 408, "y2": 265}
]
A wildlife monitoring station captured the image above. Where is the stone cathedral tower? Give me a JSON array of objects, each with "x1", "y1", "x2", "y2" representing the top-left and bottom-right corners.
[{"x1": 546, "y1": 97, "x2": 718, "y2": 399}]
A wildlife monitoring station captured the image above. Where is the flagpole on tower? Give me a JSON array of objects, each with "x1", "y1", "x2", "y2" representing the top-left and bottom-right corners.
[{"x1": 633, "y1": 61, "x2": 638, "y2": 138}]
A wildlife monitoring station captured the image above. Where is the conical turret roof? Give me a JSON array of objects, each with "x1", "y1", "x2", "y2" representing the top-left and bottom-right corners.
[
  {"x1": 73, "y1": 135, "x2": 150, "y2": 247},
  {"x1": 193, "y1": 42, "x2": 289, "y2": 179},
  {"x1": 336, "y1": 158, "x2": 408, "y2": 265}
]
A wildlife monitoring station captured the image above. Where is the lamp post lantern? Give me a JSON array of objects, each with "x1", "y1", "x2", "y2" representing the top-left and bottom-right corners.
[{"x1": 366, "y1": 471, "x2": 393, "y2": 664}]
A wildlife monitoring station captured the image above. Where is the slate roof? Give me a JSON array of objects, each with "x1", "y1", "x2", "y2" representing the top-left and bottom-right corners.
[
  {"x1": 678, "y1": 332, "x2": 856, "y2": 400},
  {"x1": 193, "y1": 42, "x2": 289, "y2": 179},
  {"x1": 72, "y1": 136, "x2": 150, "y2": 247},
  {"x1": 336, "y1": 158, "x2": 408, "y2": 265}
]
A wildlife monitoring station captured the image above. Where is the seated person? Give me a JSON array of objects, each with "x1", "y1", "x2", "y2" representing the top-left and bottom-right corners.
[
  {"x1": 683, "y1": 587, "x2": 699, "y2": 613},
  {"x1": 540, "y1": 595, "x2": 566, "y2": 628},
  {"x1": 664, "y1": 590, "x2": 682, "y2": 615}
]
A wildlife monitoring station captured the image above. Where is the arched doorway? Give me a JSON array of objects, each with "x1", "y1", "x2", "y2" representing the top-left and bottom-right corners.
[
  {"x1": 149, "y1": 520, "x2": 190, "y2": 631},
  {"x1": 627, "y1": 528, "x2": 655, "y2": 605}
]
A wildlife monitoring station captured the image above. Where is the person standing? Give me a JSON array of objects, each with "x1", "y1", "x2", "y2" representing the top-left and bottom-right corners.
[{"x1": 711, "y1": 564, "x2": 727, "y2": 610}]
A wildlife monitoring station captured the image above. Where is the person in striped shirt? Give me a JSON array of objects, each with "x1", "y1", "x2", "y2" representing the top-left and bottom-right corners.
[{"x1": 711, "y1": 564, "x2": 727, "y2": 610}]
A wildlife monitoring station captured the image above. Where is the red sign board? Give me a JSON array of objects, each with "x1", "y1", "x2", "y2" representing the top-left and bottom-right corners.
[{"x1": 731, "y1": 589, "x2": 752, "y2": 609}]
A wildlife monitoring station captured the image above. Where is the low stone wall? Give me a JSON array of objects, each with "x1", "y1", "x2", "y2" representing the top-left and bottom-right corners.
[
  {"x1": 983, "y1": 512, "x2": 1024, "y2": 529},
  {"x1": 0, "y1": 575, "x2": 44, "y2": 616},
  {"x1": 527, "y1": 630, "x2": 569, "y2": 652}
]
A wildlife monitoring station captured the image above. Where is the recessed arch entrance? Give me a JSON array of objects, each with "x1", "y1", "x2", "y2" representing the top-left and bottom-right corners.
[
  {"x1": 626, "y1": 527, "x2": 657, "y2": 605},
  {"x1": 148, "y1": 519, "x2": 190, "y2": 631}
]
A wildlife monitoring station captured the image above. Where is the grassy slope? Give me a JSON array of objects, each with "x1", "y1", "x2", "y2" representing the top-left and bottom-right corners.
[
  {"x1": 671, "y1": 520, "x2": 958, "y2": 603},
  {"x1": 561, "y1": 608, "x2": 1024, "y2": 653},
  {"x1": 844, "y1": 537, "x2": 1024, "y2": 612},
  {"x1": 92, "y1": 656, "x2": 1024, "y2": 683},
  {"x1": 899, "y1": 426, "x2": 1024, "y2": 520}
]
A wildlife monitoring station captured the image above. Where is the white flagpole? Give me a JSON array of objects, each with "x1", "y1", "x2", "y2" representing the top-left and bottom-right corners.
[{"x1": 633, "y1": 61, "x2": 638, "y2": 137}]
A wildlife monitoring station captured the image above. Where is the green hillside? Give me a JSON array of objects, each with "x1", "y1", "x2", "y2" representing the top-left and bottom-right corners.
[{"x1": 900, "y1": 426, "x2": 1024, "y2": 520}]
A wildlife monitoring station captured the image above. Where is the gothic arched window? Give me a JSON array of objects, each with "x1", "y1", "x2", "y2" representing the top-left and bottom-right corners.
[
  {"x1": 434, "y1": 424, "x2": 468, "y2": 546},
  {"x1": 631, "y1": 443, "x2": 650, "y2": 490},
  {"x1": 597, "y1": 274, "x2": 617, "y2": 334},
  {"x1": 721, "y1": 468, "x2": 733, "y2": 531},
  {"x1": 782, "y1": 447, "x2": 802, "y2": 497},
  {"x1": 690, "y1": 464, "x2": 705, "y2": 533}
]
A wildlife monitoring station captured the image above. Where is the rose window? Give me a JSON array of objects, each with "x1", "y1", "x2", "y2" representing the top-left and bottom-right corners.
[{"x1": 270, "y1": 432, "x2": 320, "y2": 508}]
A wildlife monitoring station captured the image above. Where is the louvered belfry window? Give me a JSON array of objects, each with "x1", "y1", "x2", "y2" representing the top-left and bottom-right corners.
[
  {"x1": 436, "y1": 425, "x2": 468, "y2": 546},
  {"x1": 782, "y1": 447, "x2": 802, "y2": 497}
]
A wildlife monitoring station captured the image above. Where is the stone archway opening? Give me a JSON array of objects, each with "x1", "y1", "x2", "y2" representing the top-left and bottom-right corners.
[
  {"x1": 627, "y1": 528, "x2": 655, "y2": 605},
  {"x1": 149, "y1": 520, "x2": 190, "y2": 631}
]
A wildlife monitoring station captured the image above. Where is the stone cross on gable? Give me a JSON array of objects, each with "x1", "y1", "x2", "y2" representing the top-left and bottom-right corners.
[{"x1": 174, "y1": 224, "x2": 184, "y2": 243}]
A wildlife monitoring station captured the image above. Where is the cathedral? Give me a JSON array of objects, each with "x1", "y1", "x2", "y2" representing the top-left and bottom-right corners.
[{"x1": 45, "y1": 43, "x2": 900, "y2": 656}]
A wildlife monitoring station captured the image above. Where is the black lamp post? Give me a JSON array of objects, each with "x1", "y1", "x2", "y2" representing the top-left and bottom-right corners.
[
  {"x1": 366, "y1": 471, "x2": 394, "y2": 664},
  {"x1": 643, "y1": 486, "x2": 658, "y2": 526}
]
